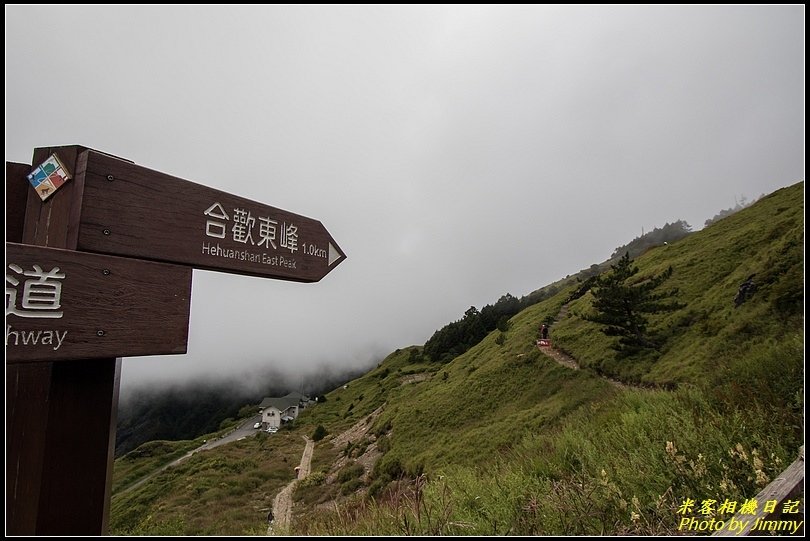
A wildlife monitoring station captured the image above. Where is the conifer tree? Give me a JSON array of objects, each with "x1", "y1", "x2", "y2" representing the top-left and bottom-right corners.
[{"x1": 584, "y1": 252, "x2": 683, "y2": 356}]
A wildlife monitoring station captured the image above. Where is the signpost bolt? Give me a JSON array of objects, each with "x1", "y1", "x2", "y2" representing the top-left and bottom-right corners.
[
  {"x1": 106, "y1": 175, "x2": 115, "y2": 181},
  {"x1": 102, "y1": 269, "x2": 111, "y2": 276},
  {"x1": 103, "y1": 229, "x2": 111, "y2": 236},
  {"x1": 96, "y1": 330, "x2": 105, "y2": 337}
]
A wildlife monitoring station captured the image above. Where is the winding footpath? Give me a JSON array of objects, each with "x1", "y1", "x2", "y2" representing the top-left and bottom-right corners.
[
  {"x1": 268, "y1": 436, "x2": 314, "y2": 535},
  {"x1": 536, "y1": 302, "x2": 635, "y2": 390},
  {"x1": 537, "y1": 343, "x2": 580, "y2": 371}
]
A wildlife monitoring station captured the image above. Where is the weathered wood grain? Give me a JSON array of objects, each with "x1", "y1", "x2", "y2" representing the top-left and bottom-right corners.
[
  {"x1": 36, "y1": 358, "x2": 122, "y2": 535},
  {"x1": 6, "y1": 242, "x2": 192, "y2": 363},
  {"x1": 23, "y1": 146, "x2": 88, "y2": 249},
  {"x1": 5, "y1": 363, "x2": 52, "y2": 532},
  {"x1": 76, "y1": 150, "x2": 345, "y2": 281}
]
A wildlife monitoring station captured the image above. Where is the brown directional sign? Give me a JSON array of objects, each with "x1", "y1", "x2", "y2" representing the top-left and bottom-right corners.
[
  {"x1": 5, "y1": 242, "x2": 192, "y2": 363},
  {"x1": 70, "y1": 150, "x2": 346, "y2": 281}
]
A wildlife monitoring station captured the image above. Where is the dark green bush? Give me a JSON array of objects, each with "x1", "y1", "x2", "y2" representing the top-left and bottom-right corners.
[{"x1": 312, "y1": 425, "x2": 328, "y2": 442}]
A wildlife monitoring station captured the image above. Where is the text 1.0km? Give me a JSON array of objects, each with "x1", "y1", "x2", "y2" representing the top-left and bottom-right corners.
[{"x1": 303, "y1": 243, "x2": 327, "y2": 258}]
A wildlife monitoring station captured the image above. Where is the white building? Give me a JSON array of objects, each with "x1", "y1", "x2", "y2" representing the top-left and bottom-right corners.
[{"x1": 258, "y1": 392, "x2": 310, "y2": 429}]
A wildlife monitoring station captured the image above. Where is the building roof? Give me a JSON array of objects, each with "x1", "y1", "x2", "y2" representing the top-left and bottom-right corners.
[
  {"x1": 259, "y1": 392, "x2": 306, "y2": 411},
  {"x1": 259, "y1": 396, "x2": 297, "y2": 411}
]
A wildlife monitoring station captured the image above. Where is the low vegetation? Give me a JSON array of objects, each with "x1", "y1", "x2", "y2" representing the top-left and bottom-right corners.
[
  {"x1": 112, "y1": 439, "x2": 202, "y2": 495},
  {"x1": 110, "y1": 182, "x2": 803, "y2": 536},
  {"x1": 583, "y1": 252, "x2": 684, "y2": 356},
  {"x1": 110, "y1": 432, "x2": 304, "y2": 535},
  {"x1": 291, "y1": 182, "x2": 803, "y2": 535}
]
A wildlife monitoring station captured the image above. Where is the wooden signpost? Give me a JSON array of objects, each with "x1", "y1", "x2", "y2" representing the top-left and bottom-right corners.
[
  {"x1": 76, "y1": 150, "x2": 345, "y2": 282},
  {"x1": 6, "y1": 145, "x2": 346, "y2": 534},
  {"x1": 5, "y1": 243, "x2": 192, "y2": 363}
]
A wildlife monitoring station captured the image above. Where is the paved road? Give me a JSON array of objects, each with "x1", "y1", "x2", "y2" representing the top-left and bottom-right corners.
[
  {"x1": 197, "y1": 414, "x2": 263, "y2": 451},
  {"x1": 116, "y1": 414, "x2": 263, "y2": 497}
]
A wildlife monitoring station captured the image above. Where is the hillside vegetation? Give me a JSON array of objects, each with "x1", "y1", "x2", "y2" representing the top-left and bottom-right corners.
[
  {"x1": 291, "y1": 181, "x2": 803, "y2": 535},
  {"x1": 109, "y1": 182, "x2": 803, "y2": 535},
  {"x1": 111, "y1": 432, "x2": 304, "y2": 535}
]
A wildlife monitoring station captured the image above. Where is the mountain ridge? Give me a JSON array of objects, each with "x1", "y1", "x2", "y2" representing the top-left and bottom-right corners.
[{"x1": 110, "y1": 181, "x2": 804, "y2": 535}]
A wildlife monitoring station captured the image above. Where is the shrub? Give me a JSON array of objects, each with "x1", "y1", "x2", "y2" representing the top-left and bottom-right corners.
[
  {"x1": 299, "y1": 471, "x2": 326, "y2": 488},
  {"x1": 237, "y1": 404, "x2": 258, "y2": 418},
  {"x1": 353, "y1": 438, "x2": 370, "y2": 457},
  {"x1": 376, "y1": 435, "x2": 391, "y2": 454},
  {"x1": 337, "y1": 462, "x2": 365, "y2": 483},
  {"x1": 312, "y1": 425, "x2": 328, "y2": 442},
  {"x1": 123, "y1": 440, "x2": 174, "y2": 460},
  {"x1": 374, "y1": 454, "x2": 403, "y2": 479},
  {"x1": 341, "y1": 478, "x2": 363, "y2": 495},
  {"x1": 372, "y1": 418, "x2": 393, "y2": 437},
  {"x1": 366, "y1": 474, "x2": 392, "y2": 499}
]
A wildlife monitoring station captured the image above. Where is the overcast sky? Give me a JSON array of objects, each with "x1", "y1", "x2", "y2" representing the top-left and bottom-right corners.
[{"x1": 5, "y1": 6, "x2": 804, "y2": 393}]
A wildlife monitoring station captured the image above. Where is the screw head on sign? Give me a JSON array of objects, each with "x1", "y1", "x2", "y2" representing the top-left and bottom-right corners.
[
  {"x1": 106, "y1": 175, "x2": 115, "y2": 181},
  {"x1": 103, "y1": 269, "x2": 111, "y2": 276},
  {"x1": 96, "y1": 330, "x2": 105, "y2": 337},
  {"x1": 103, "y1": 229, "x2": 111, "y2": 236}
]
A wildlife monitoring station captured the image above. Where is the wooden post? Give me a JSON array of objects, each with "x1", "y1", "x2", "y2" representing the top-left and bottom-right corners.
[
  {"x1": 6, "y1": 159, "x2": 51, "y2": 533},
  {"x1": 6, "y1": 142, "x2": 344, "y2": 535},
  {"x1": 36, "y1": 359, "x2": 122, "y2": 534},
  {"x1": 7, "y1": 146, "x2": 121, "y2": 534},
  {"x1": 6, "y1": 360, "x2": 52, "y2": 532},
  {"x1": 713, "y1": 446, "x2": 805, "y2": 536}
]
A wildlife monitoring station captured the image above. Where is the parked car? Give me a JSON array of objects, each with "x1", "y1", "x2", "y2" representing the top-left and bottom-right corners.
[
  {"x1": 266, "y1": 426, "x2": 278, "y2": 433},
  {"x1": 253, "y1": 422, "x2": 261, "y2": 429}
]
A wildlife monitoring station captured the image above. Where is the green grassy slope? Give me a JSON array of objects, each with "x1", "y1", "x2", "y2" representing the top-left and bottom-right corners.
[
  {"x1": 112, "y1": 439, "x2": 203, "y2": 495},
  {"x1": 110, "y1": 432, "x2": 304, "y2": 535},
  {"x1": 294, "y1": 182, "x2": 803, "y2": 535},
  {"x1": 109, "y1": 182, "x2": 803, "y2": 535},
  {"x1": 554, "y1": 182, "x2": 804, "y2": 386}
]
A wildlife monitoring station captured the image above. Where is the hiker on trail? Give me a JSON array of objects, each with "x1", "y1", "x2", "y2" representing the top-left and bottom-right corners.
[{"x1": 541, "y1": 324, "x2": 549, "y2": 340}]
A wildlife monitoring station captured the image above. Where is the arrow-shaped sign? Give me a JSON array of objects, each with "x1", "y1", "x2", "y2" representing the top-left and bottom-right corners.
[{"x1": 69, "y1": 150, "x2": 345, "y2": 282}]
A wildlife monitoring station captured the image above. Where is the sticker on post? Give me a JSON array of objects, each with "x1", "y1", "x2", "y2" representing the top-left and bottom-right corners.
[{"x1": 27, "y1": 154, "x2": 72, "y2": 201}]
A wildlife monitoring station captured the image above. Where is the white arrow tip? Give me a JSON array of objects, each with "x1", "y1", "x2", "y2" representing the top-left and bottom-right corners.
[{"x1": 328, "y1": 243, "x2": 343, "y2": 266}]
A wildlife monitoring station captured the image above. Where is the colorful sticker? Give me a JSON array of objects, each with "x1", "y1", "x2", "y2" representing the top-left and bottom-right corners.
[{"x1": 27, "y1": 154, "x2": 72, "y2": 201}]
